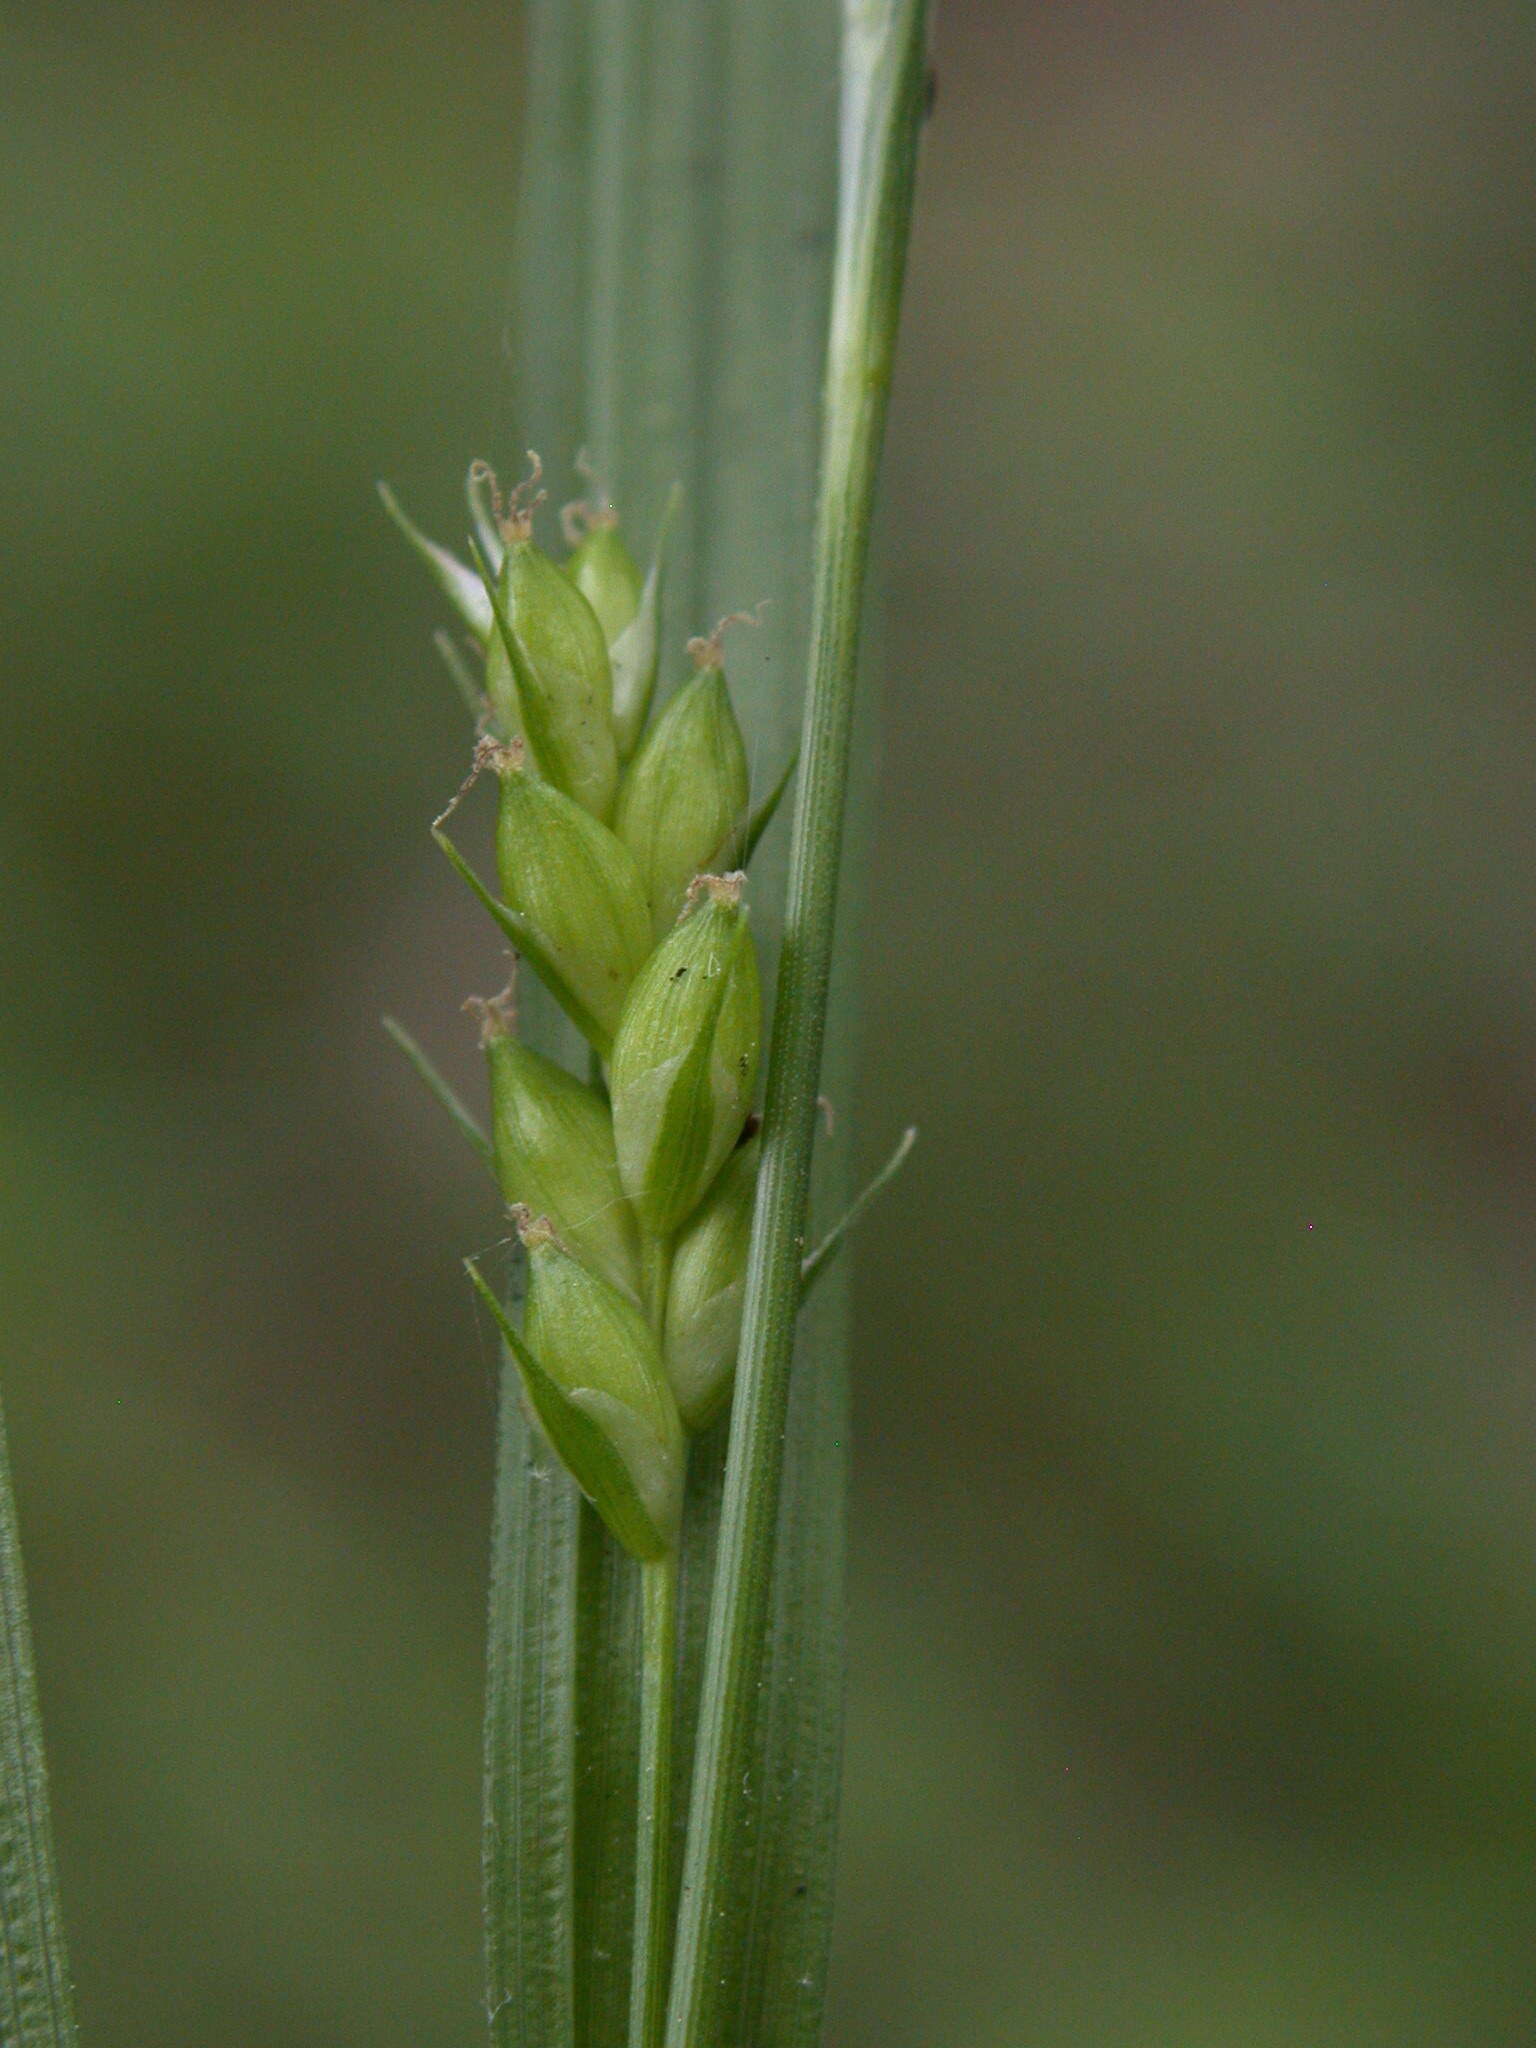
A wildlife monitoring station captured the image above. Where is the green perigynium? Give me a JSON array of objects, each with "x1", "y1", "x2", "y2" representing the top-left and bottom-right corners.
[
  {"x1": 566, "y1": 511, "x2": 643, "y2": 647},
  {"x1": 561, "y1": 490, "x2": 663, "y2": 759},
  {"x1": 594, "y1": 488, "x2": 676, "y2": 762},
  {"x1": 518, "y1": 1212, "x2": 684, "y2": 1555},
  {"x1": 469, "y1": 1211, "x2": 684, "y2": 1560},
  {"x1": 664, "y1": 1137, "x2": 758, "y2": 1431},
  {"x1": 381, "y1": 456, "x2": 676, "y2": 771},
  {"x1": 609, "y1": 873, "x2": 762, "y2": 1240},
  {"x1": 613, "y1": 629, "x2": 752, "y2": 938},
  {"x1": 477, "y1": 458, "x2": 620, "y2": 821},
  {"x1": 472, "y1": 985, "x2": 642, "y2": 1301},
  {"x1": 486, "y1": 737, "x2": 653, "y2": 1056},
  {"x1": 564, "y1": 499, "x2": 668, "y2": 762}
]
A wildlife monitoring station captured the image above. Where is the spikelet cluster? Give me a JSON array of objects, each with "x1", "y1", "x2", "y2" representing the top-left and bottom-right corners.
[{"x1": 390, "y1": 458, "x2": 788, "y2": 1555}]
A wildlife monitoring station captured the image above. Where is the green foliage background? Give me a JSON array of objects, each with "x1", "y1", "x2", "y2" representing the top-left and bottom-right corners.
[{"x1": 4, "y1": 3, "x2": 1536, "y2": 2043}]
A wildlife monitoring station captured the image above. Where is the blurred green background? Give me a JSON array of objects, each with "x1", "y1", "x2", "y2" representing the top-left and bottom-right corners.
[{"x1": 4, "y1": 3, "x2": 1536, "y2": 2042}]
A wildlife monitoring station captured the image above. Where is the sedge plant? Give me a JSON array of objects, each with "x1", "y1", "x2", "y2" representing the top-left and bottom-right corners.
[
  {"x1": 382, "y1": 2, "x2": 929, "y2": 2043},
  {"x1": 0, "y1": 3, "x2": 929, "y2": 2044}
]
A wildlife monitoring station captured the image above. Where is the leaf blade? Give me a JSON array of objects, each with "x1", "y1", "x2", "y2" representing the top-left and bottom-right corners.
[
  {"x1": 477, "y1": 9, "x2": 605, "y2": 2044},
  {"x1": 516, "y1": 3, "x2": 882, "y2": 2043},
  {"x1": 483, "y1": 1357, "x2": 580, "y2": 2048},
  {"x1": 665, "y1": 5, "x2": 931, "y2": 2044},
  {"x1": 0, "y1": 1391, "x2": 80, "y2": 2048}
]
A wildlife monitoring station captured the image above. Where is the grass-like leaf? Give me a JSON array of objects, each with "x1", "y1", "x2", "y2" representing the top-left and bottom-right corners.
[
  {"x1": 482, "y1": 1344, "x2": 580, "y2": 2048},
  {"x1": 0, "y1": 1392, "x2": 80, "y2": 2048},
  {"x1": 665, "y1": 6, "x2": 931, "y2": 2045},
  {"x1": 571, "y1": 1513, "x2": 641, "y2": 2048},
  {"x1": 502, "y1": 1, "x2": 909, "y2": 2041}
]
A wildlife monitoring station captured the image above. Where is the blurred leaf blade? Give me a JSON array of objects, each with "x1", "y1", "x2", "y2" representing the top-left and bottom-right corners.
[{"x1": 0, "y1": 1392, "x2": 80, "y2": 2048}]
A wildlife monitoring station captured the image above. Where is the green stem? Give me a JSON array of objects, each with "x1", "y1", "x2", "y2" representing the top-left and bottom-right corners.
[
  {"x1": 629, "y1": 1550, "x2": 679, "y2": 2048},
  {"x1": 627, "y1": 1231, "x2": 677, "y2": 2048},
  {"x1": 0, "y1": 1390, "x2": 80, "y2": 2048},
  {"x1": 663, "y1": 8, "x2": 929, "y2": 2046}
]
